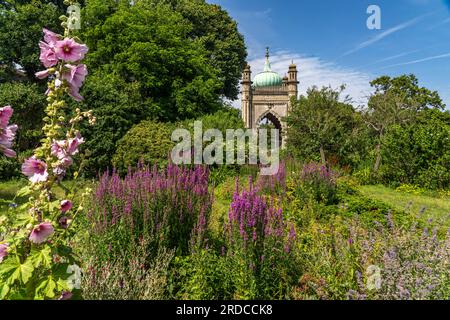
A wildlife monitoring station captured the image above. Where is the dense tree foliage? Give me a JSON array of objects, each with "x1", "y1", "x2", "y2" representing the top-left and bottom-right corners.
[
  {"x1": 0, "y1": 0, "x2": 65, "y2": 82},
  {"x1": 159, "y1": 0, "x2": 247, "y2": 99},
  {"x1": 364, "y1": 75, "x2": 445, "y2": 172},
  {"x1": 381, "y1": 109, "x2": 450, "y2": 189},
  {"x1": 112, "y1": 120, "x2": 175, "y2": 174},
  {"x1": 286, "y1": 86, "x2": 365, "y2": 167}
]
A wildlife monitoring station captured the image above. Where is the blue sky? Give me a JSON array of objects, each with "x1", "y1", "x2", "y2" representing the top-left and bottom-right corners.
[{"x1": 209, "y1": 0, "x2": 450, "y2": 107}]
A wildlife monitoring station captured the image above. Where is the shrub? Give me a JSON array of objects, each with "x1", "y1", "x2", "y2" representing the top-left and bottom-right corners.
[
  {"x1": 168, "y1": 250, "x2": 235, "y2": 300},
  {"x1": 380, "y1": 109, "x2": 450, "y2": 190},
  {"x1": 112, "y1": 121, "x2": 175, "y2": 174},
  {"x1": 289, "y1": 162, "x2": 338, "y2": 208},
  {"x1": 81, "y1": 237, "x2": 173, "y2": 300}
]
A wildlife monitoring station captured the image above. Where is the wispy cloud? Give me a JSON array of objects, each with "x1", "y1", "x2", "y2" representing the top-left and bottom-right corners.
[
  {"x1": 428, "y1": 17, "x2": 450, "y2": 30},
  {"x1": 361, "y1": 49, "x2": 422, "y2": 68},
  {"x1": 381, "y1": 52, "x2": 450, "y2": 69},
  {"x1": 343, "y1": 14, "x2": 430, "y2": 56}
]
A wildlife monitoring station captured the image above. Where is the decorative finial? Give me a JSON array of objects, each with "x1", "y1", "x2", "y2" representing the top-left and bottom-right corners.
[{"x1": 266, "y1": 47, "x2": 270, "y2": 59}]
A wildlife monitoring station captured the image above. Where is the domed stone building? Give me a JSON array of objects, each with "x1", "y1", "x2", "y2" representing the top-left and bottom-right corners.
[{"x1": 241, "y1": 48, "x2": 299, "y2": 147}]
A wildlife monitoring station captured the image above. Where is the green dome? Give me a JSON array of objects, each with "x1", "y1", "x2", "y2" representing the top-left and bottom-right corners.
[{"x1": 253, "y1": 48, "x2": 283, "y2": 88}]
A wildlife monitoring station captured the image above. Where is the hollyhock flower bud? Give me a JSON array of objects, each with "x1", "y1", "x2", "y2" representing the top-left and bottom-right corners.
[
  {"x1": 1, "y1": 147, "x2": 16, "y2": 158},
  {"x1": 60, "y1": 200, "x2": 73, "y2": 213},
  {"x1": 58, "y1": 216, "x2": 71, "y2": 229},
  {"x1": 35, "y1": 69, "x2": 50, "y2": 79},
  {"x1": 22, "y1": 156, "x2": 48, "y2": 183},
  {"x1": 55, "y1": 38, "x2": 88, "y2": 62},
  {"x1": 0, "y1": 243, "x2": 8, "y2": 263},
  {"x1": 39, "y1": 41, "x2": 58, "y2": 68},
  {"x1": 29, "y1": 222, "x2": 54, "y2": 244}
]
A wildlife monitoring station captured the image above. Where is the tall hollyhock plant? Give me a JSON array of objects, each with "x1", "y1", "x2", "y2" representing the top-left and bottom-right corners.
[{"x1": 0, "y1": 1, "x2": 95, "y2": 300}]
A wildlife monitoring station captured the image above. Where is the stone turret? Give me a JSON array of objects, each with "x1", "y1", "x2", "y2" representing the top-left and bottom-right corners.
[
  {"x1": 241, "y1": 64, "x2": 253, "y2": 128},
  {"x1": 287, "y1": 61, "x2": 299, "y2": 99}
]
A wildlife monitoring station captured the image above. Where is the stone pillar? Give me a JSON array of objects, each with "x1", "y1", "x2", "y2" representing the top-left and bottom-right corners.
[
  {"x1": 241, "y1": 64, "x2": 253, "y2": 128},
  {"x1": 287, "y1": 62, "x2": 299, "y2": 100}
]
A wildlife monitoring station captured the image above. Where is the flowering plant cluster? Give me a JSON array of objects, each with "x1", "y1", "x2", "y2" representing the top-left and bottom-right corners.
[
  {"x1": 89, "y1": 164, "x2": 213, "y2": 258},
  {"x1": 288, "y1": 162, "x2": 338, "y2": 207},
  {"x1": 0, "y1": 1, "x2": 95, "y2": 300},
  {"x1": 224, "y1": 177, "x2": 297, "y2": 298},
  {"x1": 255, "y1": 161, "x2": 286, "y2": 196},
  {"x1": 0, "y1": 106, "x2": 17, "y2": 158}
]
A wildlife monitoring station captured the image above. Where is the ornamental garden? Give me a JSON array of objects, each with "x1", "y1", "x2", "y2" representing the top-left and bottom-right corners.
[{"x1": 0, "y1": 1, "x2": 449, "y2": 300}]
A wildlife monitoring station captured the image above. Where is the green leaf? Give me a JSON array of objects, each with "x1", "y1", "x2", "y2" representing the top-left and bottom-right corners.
[
  {"x1": 0, "y1": 283, "x2": 10, "y2": 300},
  {"x1": 0, "y1": 257, "x2": 34, "y2": 285},
  {"x1": 30, "y1": 245, "x2": 52, "y2": 268},
  {"x1": 35, "y1": 276, "x2": 57, "y2": 299},
  {"x1": 16, "y1": 186, "x2": 32, "y2": 197}
]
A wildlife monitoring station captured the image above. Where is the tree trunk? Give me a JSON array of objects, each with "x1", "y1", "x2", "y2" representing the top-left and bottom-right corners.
[
  {"x1": 320, "y1": 145, "x2": 326, "y2": 165},
  {"x1": 374, "y1": 143, "x2": 382, "y2": 172}
]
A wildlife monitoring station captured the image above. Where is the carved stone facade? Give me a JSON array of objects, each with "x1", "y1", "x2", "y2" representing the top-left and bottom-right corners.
[{"x1": 241, "y1": 49, "x2": 299, "y2": 147}]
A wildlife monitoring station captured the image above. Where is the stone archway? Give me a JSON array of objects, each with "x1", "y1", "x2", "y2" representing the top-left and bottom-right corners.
[{"x1": 256, "y1": 109, "x2": 285, "y2": 148}]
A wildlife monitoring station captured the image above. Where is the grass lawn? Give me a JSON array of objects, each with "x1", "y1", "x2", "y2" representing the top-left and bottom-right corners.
[
  {"x1": 0, "y1": 179, "x2": 27, "y2": 214},
  {"x1": 359, "y1": 185, "x2": 450, "y2": 227},
  {"x1": 0, "y1": 179, "x2": 94, "y2": 215}
]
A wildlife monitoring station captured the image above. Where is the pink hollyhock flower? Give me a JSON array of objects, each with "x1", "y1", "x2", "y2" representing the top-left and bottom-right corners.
[
  {"x1": 0, "y1": 243, "x2": 8, "y2": 263},
  {"x1": 68, "y1": 85, "x2": 84, "y2": 101},
  {"x1": 0, "y1": 124, "x2": 18, "y2": 158},
  {"x1": 67, "y1": 134, "x2": 84, "y2": 155},
  {"x1": 39, "y1": 41, "x2": 58, "y2": 68},
  {"x1": 43, "y1": 28, "x2": 61, "y2": 46},
  {"x1": 29, "y1": 222, "x2": 54, "y2": 244},
  {"x1": 62, "y1": 64, "x2": 88, "y2": 89},
  {"x1": 55, "y1": 38, "x2": 88, "y2": 62},
  {"x1": 51, "y1": 140, "x2": 66, "y2": 159},
  {"x1": 0, "y1": 106, "x2": 13, "y2": 128},
  {"x1": 22, "y1": 156, "x2": 48, "y2": 183},
  {"x1": 60, "y1": 200, "x2": 73, "y2": 213}
]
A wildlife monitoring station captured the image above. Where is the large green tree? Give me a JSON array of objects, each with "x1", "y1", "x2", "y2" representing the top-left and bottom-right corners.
[
  {"x1": 364, "y1": 74, "x2": 445, "y2": 172},
  {"x1": 160, "y1": 0, "x2": 247, "y2": 100},
  {"x1": 286, "y1": 86, "x2": 363, "y2": 166}
]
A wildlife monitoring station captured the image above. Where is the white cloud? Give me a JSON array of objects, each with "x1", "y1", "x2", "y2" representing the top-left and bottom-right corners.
[{"x1": 228, "y1": 51, "x2": 373, "y2": 109}]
